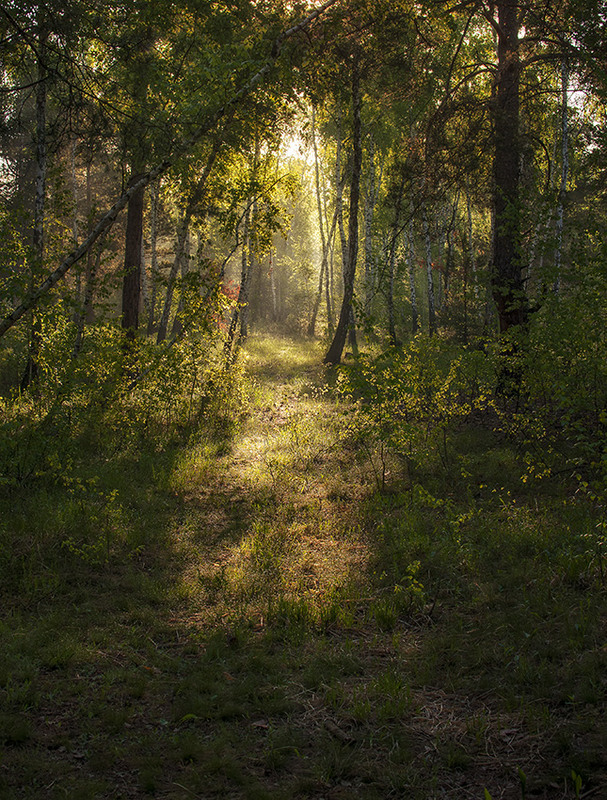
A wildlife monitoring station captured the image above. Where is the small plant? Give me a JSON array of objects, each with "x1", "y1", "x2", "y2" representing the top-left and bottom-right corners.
[{"x1": 570, "y1": 769, "x2": 583, "y2": 799}]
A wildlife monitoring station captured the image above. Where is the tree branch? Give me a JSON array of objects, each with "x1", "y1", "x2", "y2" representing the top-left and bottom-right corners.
[{"x1": 0, "y1": 0, "x2": 342, "y2": 340}]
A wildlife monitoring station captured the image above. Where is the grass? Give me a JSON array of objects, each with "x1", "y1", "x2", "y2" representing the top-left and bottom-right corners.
[{"x1": 1, "y1": 332, "x2": 606, "y2": 798}]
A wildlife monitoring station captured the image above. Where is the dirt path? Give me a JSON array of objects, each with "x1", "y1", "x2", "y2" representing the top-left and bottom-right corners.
[{"x1": 174, "y1": 336, "x2": 374, "y2": 629}]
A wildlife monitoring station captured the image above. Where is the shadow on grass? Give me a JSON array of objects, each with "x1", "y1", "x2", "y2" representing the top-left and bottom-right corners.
[{"x1": 2, "y1": 338, "x2": 607, "y2": 800}]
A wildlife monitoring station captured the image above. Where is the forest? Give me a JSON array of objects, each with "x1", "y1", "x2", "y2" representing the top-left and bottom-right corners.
[{"x1": 2, "y1": 0, "x2": 607, "y2": 797}]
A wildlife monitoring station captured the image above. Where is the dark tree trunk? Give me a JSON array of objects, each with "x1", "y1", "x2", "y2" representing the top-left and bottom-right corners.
[
  {"x1": 491, "y1": 0, "x2": 525, "y2": 333},
  {"x1": 324, "y1": 52, "x2": 363, "y2": 366},
  {"x1": 121, "y1": 172, "x2": 145, "y2": 337},
  {"x1": 21, "y1": 27, "x2": 47, "y2": 391}
]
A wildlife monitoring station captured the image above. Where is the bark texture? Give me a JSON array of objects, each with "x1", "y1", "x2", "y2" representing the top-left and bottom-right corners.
[
  {"x1": 491, "y1": 0, "x2": 525, "y2": 332},
  {"x1": 324, "y1": 52, "x2": 363, "y2": 366},
  {"x1": 121, "y1": 172, "x2": 145, "y2": 335}
]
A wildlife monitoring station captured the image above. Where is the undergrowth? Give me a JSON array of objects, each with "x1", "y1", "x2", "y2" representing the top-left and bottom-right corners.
[{"x1": 1, "y1": 330, "x2": 607, "y2": 799}]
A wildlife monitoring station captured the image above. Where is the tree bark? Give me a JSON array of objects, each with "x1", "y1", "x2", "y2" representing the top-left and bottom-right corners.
[
  {"x1": 157, "y1": 139, "x2": 220, "y2": 343},
  {"x1": 21, "y1": 27, "x2": 47, "y2": 391},
  {"x1": 73, "y1": 235, "x2": 106, "y2": 357},
  {"x1": 363, "y1": 134, "x2": 379, "y2": 314},
  {"x1": 170, "y1": 232, "x2": 190, "y2": 338},
  {"x1": 491, "y1": 0, "x2": 525, "y2": 332},
  {"x1": 324, "y1": 52, "x2": 363, "y2": 366},
  {"x1": 308, "y1": 207, "x2": 338, "y2": 336},
  {"x1": 553, "y1": 58, "x2": 569, "y2": 293},
  {"x1": 406, "y1": 218, "x2": 419, "y2": 334},
  {"x1": 224, "y1": 206, "x2": 252, "y2": 362},
  {"x1": 121, "y1": 170, "x2": 145, "y2": 336},
  {"x1": 386, "y1": 170, "x2": 406, "y2": 346},
  {"x1": 308, "y1": 105, "x2": 332, "y2": 337},
  {"x1": 146, "y1": 181, "x2": 160, "y2": 335}
]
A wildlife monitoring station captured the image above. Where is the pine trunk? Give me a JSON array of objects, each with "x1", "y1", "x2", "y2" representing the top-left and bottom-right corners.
[
  {"x1": 121, "y1": 171, "x2": 145, "y2": 337},
  {"x1": 491, "y1": 0, "x2": 525, "y2": 332}
]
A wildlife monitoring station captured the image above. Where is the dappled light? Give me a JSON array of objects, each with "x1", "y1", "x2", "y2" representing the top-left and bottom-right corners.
[
  {"x1": 2, "y1": 0, "x2": 607, "y2": 797},
  {"x1": 3, "y1": 333, "x2": 607, "y2": 798}
]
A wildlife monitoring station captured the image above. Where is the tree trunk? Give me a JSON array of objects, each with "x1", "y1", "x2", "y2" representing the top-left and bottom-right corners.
[
  {"x1": 170, "y1": 232, "x2": 190, "y2": 338},
  {"x1": 324, "y1": 52, "x2": 363, "y2": 366},
  {"x1": 553, "y1": 58, "x2": 569, "y2": 293},
  {"x1": 240, "y1": 135, "x2": 261, "y2": 342},
  {"x1": 308, "y1": 257, "x2": 325, "y2": 337},
  {"x1": 334, "y1": 116, "x2": 349, "y2": 282},
  {"x1": 491, "y1": 0, "x2": 525, "y2": 332},
  {"x1": 308, "y1": 208, "x2": 338, "y2": 337},
  {"x1": 146, "y1": 181, "x2": 160, "y2": 335},
  {"x1": 466, "y1": 192, "x2": 479, "y2": 306},
  {"x1": 21, "y1": 30, "x2": 47, "y2": 392},
  {"x1": 157, "y1": 141, "x2": 219, "y2": 343},
  {"x1": 224, "y1": 206, "x2": 252, "y2": 362},
  {"x1": 73, "y1": 235, "x2": 106, "y2": 357},
  {"x1": 84, "y1": 161, "x2": 96, "y2": 326},
  {"x1": 121, "y1": 170, "x2": 145, "y2": 337},
  {"x1": 406, "y1": 221, "x2": 419, "y2": 334},
  {"x1": 387, "y1": 242, "x2": 397, "y2": 346},
  {"x1": 70, "y1": 138, "x2": 80, "y2": 310},
  {"x1": 363, "y1": 134, "x2": 378, "y2": 314},
  {"x1": 386, "y1": 169, "x2": 406, "y2": 346},
  {"x1": 308, "y1": 105, "x2": 330, "y2": 337}
]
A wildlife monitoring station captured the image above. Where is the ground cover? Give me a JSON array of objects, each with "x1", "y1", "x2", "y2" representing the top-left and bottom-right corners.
[{"x1": 1, "y1": 334, "x2": 606, "y2": 799}]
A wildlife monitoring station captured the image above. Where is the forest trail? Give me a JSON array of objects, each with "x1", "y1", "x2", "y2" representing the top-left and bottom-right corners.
[
  {"x1": 163, "y1": 335, "x2": 542, "y2": 800},
  {"x1": 173, "y1": 334, "x2": 374, "y2": 630},
  {"x1": 2, "y1": 335, "x2": 603, "y2": 800}
]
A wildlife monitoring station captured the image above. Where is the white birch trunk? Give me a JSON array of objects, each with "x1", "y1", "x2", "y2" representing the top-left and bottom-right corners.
[
  {"x1": 146, "y1": 181, "x2": 159, "y2": 335},
  {"x1": 467, "y1": 193, "x2": 479, "y2": 303},
  {"x1": 363, "y1": 134, "x2": 376, "y2": 313},
  {"x1": 406, "y1": 221, "x2": 419, "y2": 334}
]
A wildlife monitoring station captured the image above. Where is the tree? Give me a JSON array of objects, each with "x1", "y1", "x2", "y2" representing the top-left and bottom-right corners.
[
  {"x1": 0, "y1": 0, "x2": 341, "y2": 342},
  {"x1": 324, "y1": 47, "x2": 363, "y2": 365}
]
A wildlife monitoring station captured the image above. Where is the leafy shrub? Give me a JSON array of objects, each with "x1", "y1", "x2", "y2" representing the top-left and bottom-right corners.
[{"x1": 338, "y1": 335, "x2": 495, "y2": 487}]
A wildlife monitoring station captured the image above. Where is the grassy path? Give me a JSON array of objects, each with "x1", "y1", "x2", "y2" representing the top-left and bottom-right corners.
[{"x1": 2, "y1": 335, "x2": 607, "y2": 799}]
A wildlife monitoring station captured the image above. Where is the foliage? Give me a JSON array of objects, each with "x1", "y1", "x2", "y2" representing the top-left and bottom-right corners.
[
  {"x1": 1, "y1": 335, "x2": 607, "y2": 799},
  {"x1": 338, "y1": 336, "x2": 495, "y2": 488}
]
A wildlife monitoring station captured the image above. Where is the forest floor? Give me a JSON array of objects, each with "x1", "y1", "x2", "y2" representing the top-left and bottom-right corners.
[{"x1": 2, "y1": 334, "x2": 607, "y2": 799}]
